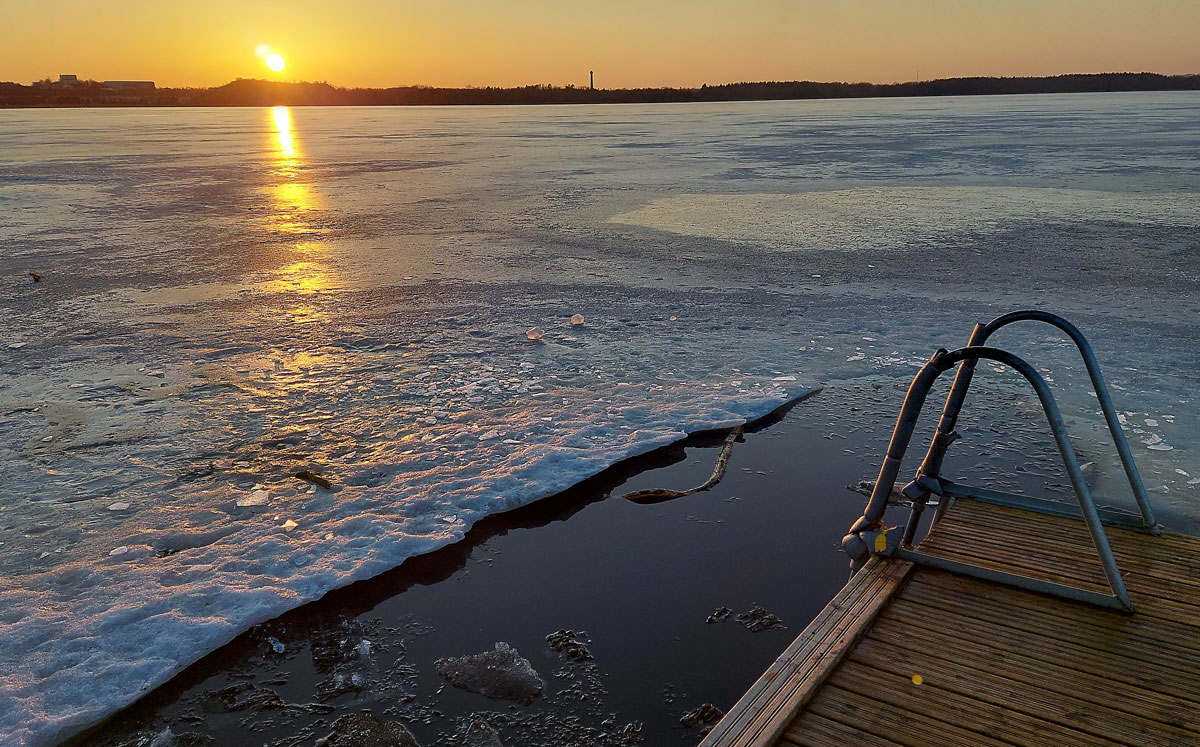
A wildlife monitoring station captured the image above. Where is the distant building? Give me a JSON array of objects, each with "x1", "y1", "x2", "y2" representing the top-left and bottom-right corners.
[
  {"x1": 103, "y1": 80, "x2": 155, "y2": 91},
  {"x1": 58, "y1": 74, "x2": 77, "y2": 86}
]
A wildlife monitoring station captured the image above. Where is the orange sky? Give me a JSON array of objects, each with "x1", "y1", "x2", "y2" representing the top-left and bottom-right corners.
[{"x1": 2, "y1": 0, "x2": 1197, "y2": 88}]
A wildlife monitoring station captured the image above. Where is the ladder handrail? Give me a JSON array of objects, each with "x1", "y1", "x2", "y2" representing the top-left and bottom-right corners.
[
  {"x1": 842, "y1": 345, "x2": 1134, "y2": 611},
  {"x1": 920, "y1": 310, "x2": 1159, "y2": 533}
]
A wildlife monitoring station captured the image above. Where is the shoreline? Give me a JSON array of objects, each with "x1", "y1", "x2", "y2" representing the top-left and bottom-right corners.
[
  {"x1": 69, "y1": 372, "x2": 1137, "y2": 747},
  {"x1": 71, "y1": 386, "x2": 868, "y2": 746}
]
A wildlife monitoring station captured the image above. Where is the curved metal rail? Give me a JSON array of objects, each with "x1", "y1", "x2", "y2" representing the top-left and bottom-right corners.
[
  {"x1": 918, "y1": 310, "x2": 1159, "y2": 534},
  {"x1": 842, "y1": 344, "x2": 1137, "y2": 612}
]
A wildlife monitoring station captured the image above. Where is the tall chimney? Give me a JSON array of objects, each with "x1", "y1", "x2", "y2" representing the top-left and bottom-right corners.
[{"x1": 590, "y1": 70, "x2": 594, "y2": 90}]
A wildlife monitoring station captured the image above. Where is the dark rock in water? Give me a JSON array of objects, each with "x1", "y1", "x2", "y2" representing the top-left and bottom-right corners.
[
  {"x1": 316, "y1": 713, "x2": 421, "y2": 747},
  {"x1": 434, "y1": 642, "x2": 543, "y2": 704},
  {"x1": 736, "y1": 605, "x2": 785, "y2": 632},
  {"x1": 462, "y1": 719, "x2": 504, "y2": 747},
  {"x1": 138, "y1": 727, "x2": 214, "y2": 747},
  {"x1": 296, "y1": 469, "x2": 334, "y2": 489},
  {"x1": 706, "y1": 606, "x2": 733, "y2": 624},
  {"x1": 848, "y1": 479, "x2": 875, "y2": 497},
  {"x1": 680, "y1": 702, "x2": 724, "y2": 730},
  {"x1": 29, "y1": 272, "x2": 41, "y2": 282},
  {"x1": 546, "y1": 629, "x2": 593, "y2": 661}
]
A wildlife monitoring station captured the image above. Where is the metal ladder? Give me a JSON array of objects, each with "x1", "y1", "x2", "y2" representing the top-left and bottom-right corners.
[{"x1": 842, "y1": 310, "x2": 1161, "y2": 612}]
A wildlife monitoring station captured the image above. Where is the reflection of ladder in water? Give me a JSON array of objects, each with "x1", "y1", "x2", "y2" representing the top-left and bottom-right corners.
[{"x1": 842, "y1": 310, "x2": 1161, "y2": 612}]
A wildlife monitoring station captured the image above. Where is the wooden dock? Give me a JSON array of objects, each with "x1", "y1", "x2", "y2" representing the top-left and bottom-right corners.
[{"x1": 701, "y1": 498, "x2": 1200, "y2": 747}]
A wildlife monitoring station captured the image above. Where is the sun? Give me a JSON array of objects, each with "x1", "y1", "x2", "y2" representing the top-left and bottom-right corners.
[{"x1": 265, "y1": 53, "x2": 286, "y2": 73}]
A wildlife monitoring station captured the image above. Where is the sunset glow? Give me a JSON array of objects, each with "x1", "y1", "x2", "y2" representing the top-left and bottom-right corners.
[{"x1": 2, "y1": 1, "x2": 1196, "y2": 88}]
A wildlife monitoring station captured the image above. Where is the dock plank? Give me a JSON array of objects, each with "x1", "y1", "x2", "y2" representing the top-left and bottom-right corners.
[
  {"x1": 827, "y1": 660, "x2": 1118, "y2": 747},
  {"x1": 779, "y1": 712, "x2": 902, "y2": 747},
  {"x1": 698, "y1": 557, "x2": 912, "y2": 747},
  {"x1": 701, "y1": 498, "x2": 1200, "y2": 747},
  {"x1": 804, "y1": 683, "x2": 1012, "y2": 747}
]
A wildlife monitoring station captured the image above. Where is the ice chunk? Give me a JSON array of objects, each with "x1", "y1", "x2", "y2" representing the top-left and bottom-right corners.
[
  {"x1": 546, "y1": 629, "x2": 592, "y2": 661},
  {"x1": 107, "y1": 502, "x2": 131, "y2": 511},
  {"x1": 8, "y1": 342, "x2": 27, "y2": 349},
  {"x1": 681, "y1": 702, "x2": 725, "y2": 730},
  {"x1": 525, "y1": 326, "x2": 544, "y2": 340},
  {"x1": 772, "y1": 375, "x2": 796, "y2": 382},
  {"x1": 108, "y1": 546, "x2": 129, "y2": 557},
  {"x1": 236, "y1": 490, "x2": 270, "y2": 508},
  {"x1": 434, "y1": 642, "x2": 543, "y2": 704},
  {"x1": 570, "y1": 314, "x2": 585, "y2": 326},
  {"x1": 267, "y1": 636, "x2": 285, "y2": 654},
  {"x1": 317, "y1": 714, "x2": 421, "y2": 747},
  {"x1": 735, "y1": 605, "x2": 785, "y2": 632},
  {"x1": 281, "y1": 519, "x2": 299, "y2": 531}
]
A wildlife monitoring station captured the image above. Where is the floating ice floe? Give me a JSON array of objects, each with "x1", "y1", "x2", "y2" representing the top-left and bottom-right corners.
[
  {"x1": 525, "y1": 327, "x2": 544, "y2": 340},
  {"x1": 570, "y1": 314, "x2": 585, "y2": 326},
  {"x1": 107, "y1": 502, "x2": 131, "y2": 512},
  {"x1": 267, "y1": 636, "x2": 285, "y2": 654},
  {"x1": 434, "y1": 642, "x2": 543, "y2": 704},
  {"x1": 281, "y1": 519, "x2": 299, "y2": 531},
  {"x1": 108, "y1": 546, "x2": 129, "y2": 557}
]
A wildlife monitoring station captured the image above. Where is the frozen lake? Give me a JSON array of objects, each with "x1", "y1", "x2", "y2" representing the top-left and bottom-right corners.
[{"x1": 1, "y1": 92, "x2": 1198, "y2": 745}]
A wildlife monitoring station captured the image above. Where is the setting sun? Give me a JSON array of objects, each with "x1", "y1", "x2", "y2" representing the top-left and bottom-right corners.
[{"x1": 265, "y1": 53, "x2": 286, "y2": 72}]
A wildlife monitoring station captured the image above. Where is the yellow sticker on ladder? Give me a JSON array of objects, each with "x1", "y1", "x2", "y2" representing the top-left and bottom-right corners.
[{"x1": 875, "y1": 528, "x2": 888, "y2": 553}]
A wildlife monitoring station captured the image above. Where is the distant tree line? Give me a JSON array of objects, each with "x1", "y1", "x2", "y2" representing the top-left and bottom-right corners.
[{"x1": 2, "y1": 73, "x2": 1197, "y2": 108}]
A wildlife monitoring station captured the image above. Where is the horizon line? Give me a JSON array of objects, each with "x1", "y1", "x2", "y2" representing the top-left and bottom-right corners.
[{"x1": 11, "y1": 70, "x2": 1200, "y2": 91}]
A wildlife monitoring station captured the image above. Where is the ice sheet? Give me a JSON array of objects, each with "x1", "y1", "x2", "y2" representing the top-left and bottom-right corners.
[{"x1": 1, "y1": 92, "x2": 1198, "y2": 745}]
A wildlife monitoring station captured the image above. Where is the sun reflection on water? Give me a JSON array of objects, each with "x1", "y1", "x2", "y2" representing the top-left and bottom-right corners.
[
  {"x1": 262, "y1": 106, "x2": 337, "y2": 317},
  {"x1": 273, "y1": 106, "x2": 295, "y2": 160}
]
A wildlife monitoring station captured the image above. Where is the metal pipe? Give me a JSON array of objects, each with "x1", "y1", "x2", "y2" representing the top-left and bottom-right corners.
[
  {"x1": 843, "y1": 342, "x2": 1134, "y2": 609},
  {"x1": 844, "y1": 350, "x2": 952, "y2": 568},
  {"x1": 921, "y1": 323, "x2": 987, "y2": 531},
  {"x1": 976, "y1": 311, "x2": 1159, "y2": 533},
  {"x1": 888, "y1": 547, "x2": 1132, "y2": 612},
  {"x1": 938, "y1": 346, "x2": 1133, "y2": 609}
]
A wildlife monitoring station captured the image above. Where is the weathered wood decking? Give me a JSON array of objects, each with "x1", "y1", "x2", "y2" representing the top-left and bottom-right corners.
[{"x1": 702, "y1": 499, "x2": 1200, "y2": 747}]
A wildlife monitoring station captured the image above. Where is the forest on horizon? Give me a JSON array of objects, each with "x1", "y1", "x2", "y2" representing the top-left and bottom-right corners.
[{"x1": 2, "y1": 72, "x2": 1197, "y2": 108}]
